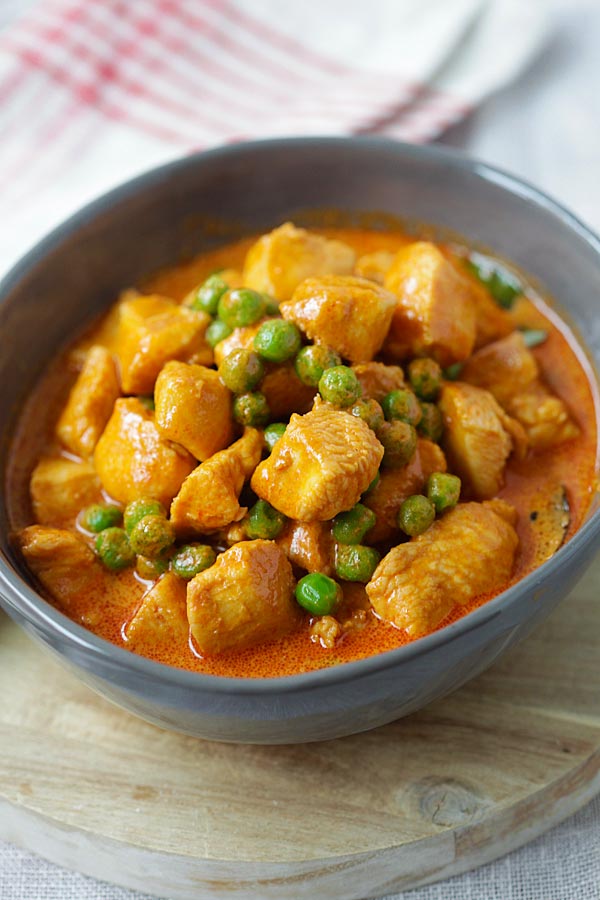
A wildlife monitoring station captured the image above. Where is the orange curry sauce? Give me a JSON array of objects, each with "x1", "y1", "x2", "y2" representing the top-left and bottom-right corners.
[{"x1": 8, "y1": 229, "x2": 599, "y2": 677}]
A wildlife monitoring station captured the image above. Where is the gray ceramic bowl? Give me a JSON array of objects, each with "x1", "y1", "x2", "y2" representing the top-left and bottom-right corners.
[{"x1": 0, "y1": 138, "x2": 599, "y2": 744}]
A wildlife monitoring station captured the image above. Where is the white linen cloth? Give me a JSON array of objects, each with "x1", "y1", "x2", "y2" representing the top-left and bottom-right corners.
[
  {"x1": 0, "y1": 0, "x2": 549, "y2": 277},
  {"x1": 2, "y1": 0, "x2": 600, "y2": 898}
]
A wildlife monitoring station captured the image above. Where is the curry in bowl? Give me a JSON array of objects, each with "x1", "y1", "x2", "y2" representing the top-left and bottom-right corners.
[{"x1": 11, "y1": 224, "x2": 598, "y2": 678}]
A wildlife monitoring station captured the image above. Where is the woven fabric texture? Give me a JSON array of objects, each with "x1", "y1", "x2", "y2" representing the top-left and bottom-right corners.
[{"x1": 1, "y1": 795, "x2": 599, "y2": 899}]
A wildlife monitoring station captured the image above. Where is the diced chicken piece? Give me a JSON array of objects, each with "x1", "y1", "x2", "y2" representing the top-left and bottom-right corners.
[
  {"x1": 280, "y1": 275, "x2": 396, "y2": 363},
  {"x1": 116, "y1": 294, "x2": 212, "y2": 393},
  {"x1": 310, "y1": 615, "x2": 342, "y2": 648},
  {"x1": 354, "y1": 250, "x2": 395, "y2": 285},
  {"x1": 439, "y1": 383, "x2": 527, "y2": 499},
  {"x1": 56, "y1": 346, "x2": 120, "y2": 458},
  {"x1": 30, "y1": 457, "x2": 102, "y2": 526},
  {"x1": 352, "y1": 362, "x2": 405, "y2": 402},
  {"x1": 366, "y1": 501, "x2": 518, "y2": 637},
  {"x1": 460, "y1": 332, "x2": 579, "y2": 450},
  {"x1": 125, "y1": 571, "x2": 189, "y2": 651},
  {"x1": 251, "y1": 406, "x2": 383, "y2": 521},
  {"x1": 187, "y1": 539, "x2": 299, "y2": 655},
  {"x1": 461, "y1": 332, "x2": 538, "y2": 405},
  {"x1": 243, "y1": 222, "x2": 355, "y2": 301},
  {"x1": 509, "y1": 393, "x2": 579, "y2": 451},
  {"x1": 364, "y1": 439, "x2": 447, "y2": 543},
  {"x1": 18, "y1": 525, "x2": 106, "y2": 612},
  {"x1": 383, "y1": 242, "x2": 477, "y2": 366},
  {"x1": 94, "y1": 398, "x2": 196, "y2": 506},
  {"x1": 277, "y1": 520, "x2": 334, "y2": 575},
  {"x1": 261, "y1": 363, "x2": 316, "y2": 418},
  {"x1": 154, "y1": 361, "x2": 233, "y2": 461},
  {"x1": 170, "y1": 428, "x2": 263, "y2": 535}
]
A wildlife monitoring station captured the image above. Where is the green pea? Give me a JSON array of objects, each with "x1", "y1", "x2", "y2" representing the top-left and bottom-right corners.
[
  {"x1": 381, "y1": 389, "x2": 422, "y2": 426},
  {"x1": 217, "y1": 288, "x2": 266, "y2": 328},
  {"x1": 233, "y1": 391, "x2": 270, "y2": 426},
  {"x1": 123, "y1": 498, "x2": 167, "y2": 535},
  {"x1": 264, "y1": 422, "x2": 287, "y2": 451},
  {"x1": 129, "y1": 515, "x2": 176, "y2": 558},
  {"x1": 443, "y1": 362, "x2": 463, "y2": 381},
  {"x1": 294, "y1": 344, "x2": 341, "y2": 387},
  {"x1": 206, "y1": 318, "x2": 233, "y2": 348},
  {"x1": 80, "y1": 503, "x2": 121, "y2": 533},
  {"x1": 408, "y1": 358, "x2": 442, "y2": 401},
  {"x1": 190, "y1": 274, "x2": 229, "y2": 315},
  {"x1": 246, "y1": 499, "x2": 286, "y2": 540},
  {"x1": 171, "y1": 544, "x2": 217, "y2": 580},
  {"x1": 350, "y1": 398, "x2": 384, "y2": 431},
  {"x1": 464, "y1": 257, "x2": 522, "y2": 309},
  {"x1": 363, "y1": 472, "x2": 380, "y2": 496},
  {"x1": 254, "y1": 319, "x2": 302, "y2": 363},
  {"x1": 418, "y1": 402, "x2": 444, "y2": 443},
  {"x1": 520, "y1": 327, "x2": 548, "y2": 349},
  {"x1": 332, "y1": 503, "x2": 376, "y2": 544},
  {"x1": 318, "y1": 365, "x2": 362, "y2": 408},
  {"x1": 398, "y1": 495, "x2": 436, "y2": 537},
  {"x1": 262, "y1": 294, "x2": 280, "y2": 316},
  {"x1": 335, "y1": 544, "x2": 381, "y2": 583},
  {"x1": 377, "y1": 420, "x2": 418, "y2": 469},
  {"x1": 136, "y1": 555, "x2": 169, "y2": 580},
  {"x1": 427, "y1": 472, "x2": 461, "y2": 514},
  {"x1": 218, "y1": 349, "x2": 264, "y2": 393},
  {"x1": 295, "y1": 572, "x2": 342, "y2": 617},
  {"x1": 95, "y1": 527, "x2": 135, "y2": 571}
]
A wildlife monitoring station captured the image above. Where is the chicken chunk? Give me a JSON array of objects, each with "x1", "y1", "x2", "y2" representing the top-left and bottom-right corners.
[
  {"x1": 366, "y1": 501, "x2": 518, "y2": 637},
  {"x1": 354, "y1": 250, "x2": 395, "y2": 285},
  {"x1": 310, "y1": 615, "x2": 342, "y2": 648},
  {"x1": 509, "y1": 393, "x2": 579, "y2": 451},
  {"x1": 243, "y1": 222, "x2": 355, "y2": 301},
  {"x1": 460, "y1": 332, "x2": 579, "y2": 450},
  {"x1": 280, "y1": 275, "x2": 396, "y2": 363},
  {"x1": 383, "y1": 242, "x2": 477, "y2": 366},
  {"x1": 439, "y1": 383, "x2": 526, "y2": 499},
  {"x1": 251, "y1": 405, "x2": 383, "y2": 521},
  {"x1": 154, "y1": 361, "x2": 233, "y2": 461},
  {"x1": 277, "y1": 520, "x2": 335, "y2": 575},
  {"x1": 30, "y1": 457, "x2": 102, "y2": 527},
  {"x1": 352, "y1": 362, "x2": 405, "y2": 402},
  {"x1": 94, "y1": 398, "x2": 196, "y2": 506},
  {"x1": 170, "y1": 428, "x2": 263, "y2": 535},
  {"x1": 261, "y1": 363, "x2": 316, "y2": 418},
  {"x1": 17, "y1": 525, "x2": 106, "y2": 612},
  {"x1": 187, "y1": 539, "x2": 299, "y2": 655},
  {"x1": 116, "y1": 294, "x2": 212, "y2": 394},
  {"x1": 56, "y1": 346, "x2": 120, "y2": 458},
  {"x1": 125, "y1": 571, "x2": 189, "y2": 651},
  {"x1": 364, "y1": 439, "x2": 447, "y2": 543}
]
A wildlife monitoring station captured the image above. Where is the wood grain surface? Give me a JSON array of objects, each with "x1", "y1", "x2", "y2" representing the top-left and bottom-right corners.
[{"x1": 1, "y1": 554, "x2": 599, "y2": 900}]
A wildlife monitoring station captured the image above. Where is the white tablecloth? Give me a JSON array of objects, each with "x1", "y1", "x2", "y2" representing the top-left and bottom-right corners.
[{"x1": 1, "y1": 0, "x2": 600, "y2": 897}]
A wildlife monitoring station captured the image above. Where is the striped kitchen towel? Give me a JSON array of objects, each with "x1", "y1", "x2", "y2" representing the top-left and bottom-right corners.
[{"x1": 0, "y1": 0, "x2": 550, "y2": 274}]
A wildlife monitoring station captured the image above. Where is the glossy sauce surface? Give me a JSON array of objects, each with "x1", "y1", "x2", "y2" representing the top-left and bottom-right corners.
[{"x1": 9, "y1": 229, "x2": 599, "y2": 677}]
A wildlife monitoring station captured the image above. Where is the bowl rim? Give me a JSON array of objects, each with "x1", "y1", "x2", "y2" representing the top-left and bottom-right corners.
[{"x1": 1, "y1": 135, "x2": 599, "y2": 696}]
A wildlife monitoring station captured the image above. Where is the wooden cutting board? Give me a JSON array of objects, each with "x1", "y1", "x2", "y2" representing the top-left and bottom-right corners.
[{"x1": 1, "y1": 554, "x2": 599, "y2": 900}]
